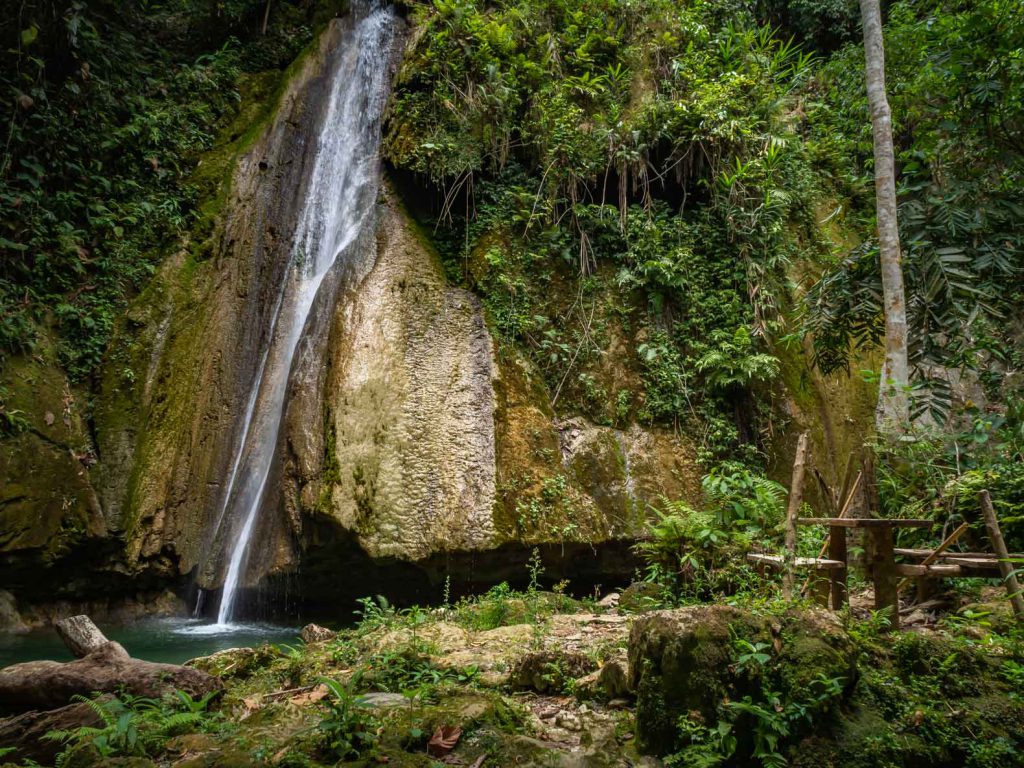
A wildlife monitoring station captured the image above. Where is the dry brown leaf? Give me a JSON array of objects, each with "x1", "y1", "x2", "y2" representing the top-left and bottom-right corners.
[
  {"x1": 289, "y1": 683, "x2": 328, "y2": 705},
  {"x1": 240, "y1": 695, "x2": 262, "y2": 720},
  {"x1": 427, "y1": 725, "x2": 462, "y2": 757}
]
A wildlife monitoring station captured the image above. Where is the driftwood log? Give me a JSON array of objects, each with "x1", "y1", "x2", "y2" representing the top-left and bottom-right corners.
[
  {"x1": 0, "y1": 615, "x2": 222, "y2": 713},
  {"x1": 55, "y1": 614, "x2": 112, "y2": 657}
]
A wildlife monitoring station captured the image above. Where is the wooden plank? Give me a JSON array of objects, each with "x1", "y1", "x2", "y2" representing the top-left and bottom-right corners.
[
  {"x1": 747, "y1": 553, "x2": 846, "y2": 570},
  {"x1": 814, "y1": 468, "x2": 839, "y2": 517},
  {"x1": 894, "y1": 549, "x2": 1014, "y2": 559},
  {"x1": 798, "y1": 517, "x2": 934, "y2": 528},
  {"x1": 897, "y1": 521, "x2": 969, "y2": 592},
  {"x1": 783, "y1": 432, "x2": 809, "y2": 599},
  {"x1": 837, "y1": 472, "x2": 864, "y2": 520},
  {"x1": 837, "y1": 452, "x2": 861, "y2": 518},
  {"x1": 943, "y1": 557, "x2": 1007, "y2": 574},
  {"x1": 894, "y1": 563, "x2": 963, "y2": 577},
  {"x1": 801, "y1": 472, "x2": 860, "y2": 606}
]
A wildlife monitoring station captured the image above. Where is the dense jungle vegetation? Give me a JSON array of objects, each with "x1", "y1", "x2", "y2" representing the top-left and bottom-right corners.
[
  {"x1": 2, "y1": 0, "x2": 1024, "y2": 766},
  {"x1": 2, "y1": 0, "x2": 1022, "y2": 522}
]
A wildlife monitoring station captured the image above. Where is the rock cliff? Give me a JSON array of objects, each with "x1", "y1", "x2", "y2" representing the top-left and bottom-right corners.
[{"x1": 0, "y1": 17, "x2": 704, "y2": 616}]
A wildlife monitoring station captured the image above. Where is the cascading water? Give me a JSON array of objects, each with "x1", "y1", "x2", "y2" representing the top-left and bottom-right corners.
[{"x1": 202, "y1": 2, "x2": 396, "y2": 626}]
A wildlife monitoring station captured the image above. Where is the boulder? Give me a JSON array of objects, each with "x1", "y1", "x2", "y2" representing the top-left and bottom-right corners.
[
  {"x1": 597, "y1": 652, "x2": 631, "y2": 698},
  {"x1": 186, "y1": 645, "x2": 282, "y2": 679},
  {"x1": 628, "y1": 605, "x2": 853, "y2": 755},
  {"x1": 508, "y1": 650, "x2": 597, "y2": 693},
  {"x1": 618, "y1": 582, "x2": 664, "y2": 613},
  {"x1": 300, "y1": 623, "x2": 336, "y2": 643}
]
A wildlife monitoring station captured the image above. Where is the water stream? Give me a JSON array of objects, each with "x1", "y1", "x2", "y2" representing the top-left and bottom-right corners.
[{"x1": 202, "y1": 1, "x2": 396, "y2": 625}]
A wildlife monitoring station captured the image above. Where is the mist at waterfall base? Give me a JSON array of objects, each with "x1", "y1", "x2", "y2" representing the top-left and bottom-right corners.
[{"x1": 194, "y1": 1, "x2": 396, "y2": 628}]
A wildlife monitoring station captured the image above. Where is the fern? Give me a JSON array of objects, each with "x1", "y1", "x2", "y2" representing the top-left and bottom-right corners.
[{"x1": 43, "y1": 689, "x2": 218, "y2": 763}]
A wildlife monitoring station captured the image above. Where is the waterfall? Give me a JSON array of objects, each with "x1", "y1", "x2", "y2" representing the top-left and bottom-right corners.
[{"x1": 205, "y1": 2, "x2": 396, "y2": 625}]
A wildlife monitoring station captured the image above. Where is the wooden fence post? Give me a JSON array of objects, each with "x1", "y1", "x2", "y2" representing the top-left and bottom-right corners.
[
  {"x1": 980, "y1": 490, "x2": 1024, "y2": 619},
  {"x1": 783, "y1": 432, "x2": 810, "y2": 599}
]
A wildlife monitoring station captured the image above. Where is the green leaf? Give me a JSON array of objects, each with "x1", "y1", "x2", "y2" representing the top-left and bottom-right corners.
[
  {"x1": 20, "y1": 25, "x2": 39, "y2": 46},
  {"x1": 0, "y1": 237, "x2": 28, "y2": 252}
]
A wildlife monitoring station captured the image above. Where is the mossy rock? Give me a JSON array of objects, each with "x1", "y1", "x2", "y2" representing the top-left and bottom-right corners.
[
  {"x1": 629, "y1": 606, "x2": 856, "y2": 756},
  {"x1": 629, "y1": 605, "x2": 771, "y2": 754},
  {"x1": 618, "y1": 582, "x2": 665, "y2": 614},
  {"x1": 508, "y1": 649, "x2": 597, "y2": 693},
  {"x1": 375, "y1": 690, "x2": 529, "y2": 763},
  {"x1": 187, "y1": 644, "x2": 285, "y2": 679},
  {"x1": 776, "y1": 608, "x2": 856, "y2": 693},
  {"x1": 790, "y1": 705, "x2": 908, "y2": 768}
]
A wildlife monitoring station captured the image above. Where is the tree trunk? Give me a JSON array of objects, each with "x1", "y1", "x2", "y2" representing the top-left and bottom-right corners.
[
  {"x1": 0, "y1": 642, "x2": 222, "y2": 713},
  {"x1": 860, "y1": 0, "x2": 909, "y2": 433},
  {"x1": 783, "y1": 432, "x2": 810, "y2": 599}
]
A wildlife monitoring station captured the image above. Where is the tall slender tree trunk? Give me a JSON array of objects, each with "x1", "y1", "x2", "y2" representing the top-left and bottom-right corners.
[{"x1": 860, "y1": 0, "x2": 909, "y2": 433}]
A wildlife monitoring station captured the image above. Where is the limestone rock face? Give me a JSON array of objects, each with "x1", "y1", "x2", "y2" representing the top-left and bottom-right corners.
[
  {"x1": 90, "y1": 21, "x2": 358, "y2": 590},
  {"x1": 0, "y1": 15, "x2": 703, "y2": 609},
  {"x1": 282, "y1": 189, "x2": 701, "y2": 580},
  {"x1": 290, "y1": 188, "x2": 498, "y2": 559},
  {"x1": 0, "y1": 342, "x2": 108, "y2": 603}
]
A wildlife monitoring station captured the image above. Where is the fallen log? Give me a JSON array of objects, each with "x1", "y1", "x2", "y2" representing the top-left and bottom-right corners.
[
  {"x1": 0, "y1": 700, "x2": 104, "y2": 763},
  {"x1": 0, "y1": 615, "x2": 222, "y2": 714}
]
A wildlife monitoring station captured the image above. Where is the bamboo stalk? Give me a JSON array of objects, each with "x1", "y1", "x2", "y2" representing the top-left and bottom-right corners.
[
  {"x1": 800, "y1": 472, "x2": 862, "y2": 598},
  {"x1": 896, "y1": 521, "x2": 968, "y2": 593},
  {"x1": 980, "y1": 490, "x2": 1024, "y2": 619}
]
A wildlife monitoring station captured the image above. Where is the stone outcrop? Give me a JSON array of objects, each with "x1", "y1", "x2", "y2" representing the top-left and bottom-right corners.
[
  {"x1": 628, "y1": 605, "x2": 855, "y2": 755},
  {"x1": 0, "y1": 13, "x2": 703, "y2": 613},
  {"x1": 287, "y1": 187, "x2": 499, "y2": 561}
]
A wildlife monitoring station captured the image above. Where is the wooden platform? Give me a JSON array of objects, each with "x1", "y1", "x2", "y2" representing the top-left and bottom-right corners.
[
  {"x1": 895, "y1": 548, "x2": 1022, "y2": 559},
  {"x1": 894, "y1": 563, "x2": 963, "y2": 577},
  {"x1": 941, "y1": 556, "x2": 1004, "y2": 575},
  {"x1": 798, "y1": 517, "x2": 935, "y2": 528},
  {"x1": 747, "y1": 553, "x2": 846, "y2": 570}
]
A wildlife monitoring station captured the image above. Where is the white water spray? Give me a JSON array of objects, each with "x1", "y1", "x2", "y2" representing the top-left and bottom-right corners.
[{"x1": 207, "y1": 2, "x2": 395, "y2": 626}]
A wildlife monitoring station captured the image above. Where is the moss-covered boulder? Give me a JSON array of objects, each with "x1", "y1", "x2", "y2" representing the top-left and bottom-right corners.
[
  {"x1": 508, "y1": 649, "x2": 597, "y2": 693},
  {"x1": 618, "y1": 582, "x2": 665, "y2": 614},
  {"x1": 628, "y1": 605, "x2": 854, "y2": 755},
  {"x1": 628, "y1": 606, "x2": 769, "y2": 754}
]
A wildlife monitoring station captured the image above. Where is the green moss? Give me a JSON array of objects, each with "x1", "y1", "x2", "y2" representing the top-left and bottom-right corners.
[{"x1": 0, "y1": 334, "x2": 102, "y2": 562}]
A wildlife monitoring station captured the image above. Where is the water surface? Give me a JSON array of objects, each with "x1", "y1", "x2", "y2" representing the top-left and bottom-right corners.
[{"x1": 0, "y1": 618, "x2": 299, "y2": 668}]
